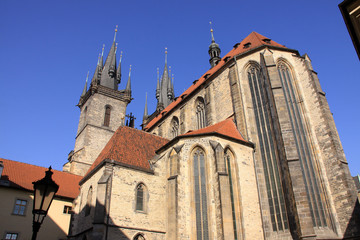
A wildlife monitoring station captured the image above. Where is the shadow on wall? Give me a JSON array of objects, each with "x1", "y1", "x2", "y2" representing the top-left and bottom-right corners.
[
  {"x1": 344, "y1": 200, "x2": 360, "y2": 239},
  {"x1": 68, "y1": 200, "x2": 133, "y2": 240}
]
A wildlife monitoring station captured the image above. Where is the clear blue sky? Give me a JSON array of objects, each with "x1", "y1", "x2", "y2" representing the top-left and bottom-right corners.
[{"x1": 0, "y1": 0, "x2": 359, "y2": 176}]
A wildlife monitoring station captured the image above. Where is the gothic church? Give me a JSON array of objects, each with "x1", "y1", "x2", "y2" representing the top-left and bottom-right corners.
[{"x1": 65, "y1": 27, "x2": 360, "y2": 240}]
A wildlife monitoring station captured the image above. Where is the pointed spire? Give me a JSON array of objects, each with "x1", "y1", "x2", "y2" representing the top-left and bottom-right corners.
[
  {"x1": 116, "y1": 51, "x2": 122, "y2": 84},
  {"x1": 143, "y1": 92, "x2": 148, "y2": 121},
  {"x1": 165, "y1": 47, "x2": 168, "y2": 65},
  {"x1": 208, "y1": 21, "x2": 221, "y2": 68},
  {"x1": 100, "y1": 26, "x2": 119, "y2": 90},
  {"x1": 156, "y1": 67, "x2": 160, "y2": 100},
  {"x1": 100, "y1": 44, "x2": 105, "y2": 67},
  {"x1": 125, "y1": 65, "x2": 132, "y2": 91},
  {"x1": 81, "y1": 71, "x2": 89, "y2": 97}
]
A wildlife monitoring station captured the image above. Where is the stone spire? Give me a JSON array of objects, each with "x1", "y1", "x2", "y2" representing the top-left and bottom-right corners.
[
  {"x1": 208, "y1": 22, "x2": 221, "y2": 68},
  {"x1": 116, "y1": 51, "x2": 122, "y2": 84},
  {"x1": 156, "y1": 68, "x2": 160, "y2": 100},
  {"x1": 100, "y1": 25, "x2": 119, "y2": 90},
  {"x1": 91, "y1": 45, "x2": 105, "y2": 86},
  {"x1": 125, "y1": 65, "x2": 131, "y2": 92},
  {"x1": 81, "y1": 71, "x2": 89, "y2": 97},
  {"x1": 156, "y1": 48, "x2": 174, "y2": 110},
  {"x1": 143, "y1": 92, "x2": 148, "y2": 122}
]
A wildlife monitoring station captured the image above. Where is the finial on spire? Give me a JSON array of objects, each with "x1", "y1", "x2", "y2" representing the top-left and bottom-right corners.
[
  {"x1": 113, "y1": 25, "x2": 118, "y2": 42},
  {"x1": 97, "y1": 53, "x2": 101, "y2": 65},
  {"x1": 102, "y1": 44, "x2": 105, "y2": 57},
  {"x1": 129, "y1": 65, "x2": 132, "y2": 76},
  {"x1": 209, "y1": 21, "x2": 215, "y2": 42},
  {"x1": 120, "y1": 51, "x2": 123, "y2": 62},
  {"x1": 143, "y1": 92, "x2": 148, "y2": 120},
  {"x1": 165, "y1": 47, "x2": 168, "y2": 64},
  {"x1": 169, "y1": 66, "x2": 171, "y2": 79},
  {"x1": 115, "y1": 43, "x2": 118, "y2": 54}
]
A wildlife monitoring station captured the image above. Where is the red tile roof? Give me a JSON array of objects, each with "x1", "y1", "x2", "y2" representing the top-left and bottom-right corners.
[
  {"x1": 0, "y1": 158, "x2": 82, "y2": 199},
  {"x1": 84, "y1": 126, "x2": 169, "y2": 178},
  {"x1": 181, "y1": 118, "x2": 247, "y2": 143},
  {"x1": 144, "y1": 32, "x2": 289, "y2": 131}
]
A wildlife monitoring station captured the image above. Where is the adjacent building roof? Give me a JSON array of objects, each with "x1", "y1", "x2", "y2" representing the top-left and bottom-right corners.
[
  {"x1": 0, "y1": 158, "x2": 82, "y2": 199},
  {"x1": 144, "y1": 32, "x2": 293, "y2": 131},
  {"x1": 182, "y1": 118, "x2": 247, "y2": 142},
  {"x1": 84, "y1": 126, "x2": 169, "y2": 179}
]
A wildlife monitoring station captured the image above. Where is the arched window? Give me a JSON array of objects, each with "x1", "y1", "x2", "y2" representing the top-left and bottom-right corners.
[
  {"x1": 195, "y1": 97, "x2": 206, "y2": 129},
  {"x1": 247, "y1": 64, "x2": 288, "y2": 231},
  {"x1": 85, "y1": 186, "x2": 93, "y2": 216},
  {"x1": 171, "y1": 117, "x2": 179, "y2": 138},
  {"x1": 135, "y1": 183, "x2": 147, "y2": 212},
  {"x1": 224, "y1": 149, "x2": 239, "y2": 239},
  {"x1": 103, "y1": 105, "x2": 111, "y2": 127},
  {"x1": 193, "y1": 148, "x2": 209, "y2": 239},
  {"x1": 133, "y1": 234, "x2": 145, "y2": 240},
  {"x1": 278, "y1": 62, "x2": 327, "y2": 227}
]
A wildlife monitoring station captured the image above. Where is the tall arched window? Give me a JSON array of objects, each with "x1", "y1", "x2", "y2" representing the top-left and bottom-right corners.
[
  {"x1": 193, "y1": 148, "x2": 209, "y2": 239},
  {"x1": 171, "y1": 117, "x2": 179, "y2": 138},
  {"x1": 278, "y1": 62, "x2": 327, "y2": 227},
  {"x1": 135, "y1": 183, "x2": 147, "y2": 212},
  {"x1": 104, "y1": 105, "x2": 111, "y2": 127},
  {"x1": 85, "y1": 186, "x2": 93, "y2": 216},
  {"x1": 224, "y1": 149, "x2": 239, "y2": 239},
  {"x1": 248, "y1": 64, "x2": 288, "y2": 231},
  {"x1": 195, "y1": 97, "x2": 206, "y2": 129}
]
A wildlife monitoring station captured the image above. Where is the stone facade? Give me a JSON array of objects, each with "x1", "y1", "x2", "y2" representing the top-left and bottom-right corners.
[{"x1": 68, "y1": 32, "x2": 360, "y2": 240}]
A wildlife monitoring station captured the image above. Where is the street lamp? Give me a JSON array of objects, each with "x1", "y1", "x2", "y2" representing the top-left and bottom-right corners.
[{"x1": 32, "y1": 166, "x2": 59, "y2": 240}]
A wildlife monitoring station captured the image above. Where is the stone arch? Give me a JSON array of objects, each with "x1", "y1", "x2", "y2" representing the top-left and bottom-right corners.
[{"x1": 133, "y1": 233, "x2": 145, "y2": 240}]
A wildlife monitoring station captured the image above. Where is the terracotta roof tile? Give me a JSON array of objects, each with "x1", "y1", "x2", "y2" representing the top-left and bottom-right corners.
[
  {"x1": 181, "y1": 118, "x2": 247, "y2": 143},
  {"x1": 144, "y1": 32, "x2": 288, "y2": 130},
  {"x1": 0, "y1": 158, "x2": 82, "y2": 199},
  {"x1": 85, "y1": 126, "x2": 169, "y2": 177}
]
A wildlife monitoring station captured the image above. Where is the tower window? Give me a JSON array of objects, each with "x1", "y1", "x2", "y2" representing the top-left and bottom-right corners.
[
  {"x1": 195, "y1": 97, "x2": 207, "y2": 129},
  {"x1": 104, "y1": 106, "x2": 111, "y2": 127}
]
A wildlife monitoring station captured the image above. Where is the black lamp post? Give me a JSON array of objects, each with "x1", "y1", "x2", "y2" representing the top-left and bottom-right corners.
[{"x1": 32, "y1": 166, "x2": 59, "y2": 240}]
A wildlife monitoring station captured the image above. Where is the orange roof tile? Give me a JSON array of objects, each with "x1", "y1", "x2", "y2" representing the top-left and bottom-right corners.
[
  {"x1": 144, "y1": 32, "x2": 290, "y2": 131},
  {"x1": 0, "y1": 158, "x2": 82, "y2": 199},
  {"x1": 181, "y1": 118, "x2": 247, "y2": 142},
  {"x1": 84, "y1": 126, "x2": 169, "y2": 178}
]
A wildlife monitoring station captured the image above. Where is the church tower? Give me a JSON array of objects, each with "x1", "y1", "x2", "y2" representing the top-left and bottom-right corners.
[
  {"x1": 156, "y1": 48, "x2": 174, "y2": 111},
  {"x1": 63, "y1": 26, "x2": 132, "y2": 176},
  {"x1": 208, "y1": 23, "x2": 221, "y2": 68}
]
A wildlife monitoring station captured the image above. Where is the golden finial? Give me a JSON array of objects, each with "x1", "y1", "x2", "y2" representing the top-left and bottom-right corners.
[
  {"x1": 165, "y1": 47, "x2": 168, "y2": 64},
  {"x1": 115, "y1": 43, "x2": 118, "y2": 53},
  {"x1": 209, "y1": 21, "x2": 215, "y2": 42},
  {"x1": 114, "y1": 25, "x2": 118, "y2": 42}
]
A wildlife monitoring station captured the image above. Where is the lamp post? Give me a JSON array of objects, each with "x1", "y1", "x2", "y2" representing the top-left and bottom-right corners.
[{"x1": 32, "y1": 166, "x2": 59, "y2": 240}]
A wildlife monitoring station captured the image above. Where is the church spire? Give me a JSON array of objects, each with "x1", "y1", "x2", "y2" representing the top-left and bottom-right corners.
[
  {"x1": 143, "y1": 92, "x2": 148, "y2": 121},
  {"x1": 116, "y1": 51, "x2": 122, "y2": 84},
  {"x1": 125, "y1": 65, "x2": 131, "y2": 92},
  {"x1": 81, "y1": 71, "x2": 89, "y2": 97},
  {"x1": 208, "y1": 22, "x2": 221, "y2": 68},
  {"x1": 156, "y1": 68, "x2": 160, "y2": 100},
  {"x1": 100, "y1": 26, "x2": 119, "y2": 90}
]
